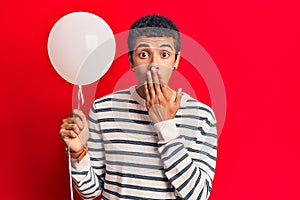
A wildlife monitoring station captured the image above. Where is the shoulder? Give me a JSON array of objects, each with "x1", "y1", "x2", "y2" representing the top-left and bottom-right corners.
[
  {"x1": 92, "y1": 87, "x2": 136, "y2": 109},
  {"x1": 181, "y1": 93, "x2": 216, "y2": 123}
]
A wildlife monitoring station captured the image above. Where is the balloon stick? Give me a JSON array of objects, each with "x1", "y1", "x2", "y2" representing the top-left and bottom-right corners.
[
  {"x1": 67, "y1": 146, "x2": 74, "y2": 200},
  {"x1": 78, "y1": 85, "x2": 84, "y2": 109}
]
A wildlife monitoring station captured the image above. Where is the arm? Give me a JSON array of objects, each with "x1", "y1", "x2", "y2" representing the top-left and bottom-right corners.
[
  {"x1": 155, "y1": 115, "x2": 217, "y2": 199},
  {"x1": 145, "y1": 67, "x2": 217, "y2": 199},
  {"x1": 60, "y1": 105, "x2": 105, "y2": 199}
]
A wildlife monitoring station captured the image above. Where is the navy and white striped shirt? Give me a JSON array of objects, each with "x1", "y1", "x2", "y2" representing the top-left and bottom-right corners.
[{"x1": 71, "y1": 86, "x2": 217, "y2": 200}]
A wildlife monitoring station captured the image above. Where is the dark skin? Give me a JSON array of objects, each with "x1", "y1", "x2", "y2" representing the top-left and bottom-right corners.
[
  {"x1": 141, "y1": 67, "x2": 182, "y2": 124},
  {"x1": 131, "y1": 36, "x2": 182, "y2": 123},
  {"x1": 60, "y1": 110, "x2": 88, "y2": 153}
]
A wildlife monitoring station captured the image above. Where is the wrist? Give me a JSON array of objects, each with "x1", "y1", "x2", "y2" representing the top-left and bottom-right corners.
[
  {"x1": 66, "y1": 146, "x2": 88, "y2": 163},
  {"x1": 154, "y1": 119, "x2": 179, "y2": 143}
]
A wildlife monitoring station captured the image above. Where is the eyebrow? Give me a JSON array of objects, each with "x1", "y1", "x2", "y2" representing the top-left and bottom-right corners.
[
  {"x1": 135, "y1": 43, "x2": 174, "y2": 51},
  {"x1": 135, "y1": 43, "x2": 150, "y2": 49},
  {"x1": 160, "y1": 44, "x2": 174, "y2": 51}
]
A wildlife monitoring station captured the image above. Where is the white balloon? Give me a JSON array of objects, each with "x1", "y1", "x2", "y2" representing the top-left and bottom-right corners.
[{"x1": 47, "y1": 12, "x2": 116, "y2": 85}]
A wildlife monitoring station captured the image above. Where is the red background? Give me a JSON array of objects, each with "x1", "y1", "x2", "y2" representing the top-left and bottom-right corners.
[{"x1": 1, "y1": 0, "x2": 299, "y2": 199}]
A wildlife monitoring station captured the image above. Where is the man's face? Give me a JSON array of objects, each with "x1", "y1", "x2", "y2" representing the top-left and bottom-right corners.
[{"x1": 129, "y1": 36, "x2": 180, "y2": 87}]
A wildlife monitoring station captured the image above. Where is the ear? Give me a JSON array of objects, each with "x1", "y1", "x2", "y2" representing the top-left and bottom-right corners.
[
  {"x1": 174, "y1": 51, "x2": 181, "y2": 70},
  {"x1": 128, "y1": 53, "x2": 134, "y2": 68}
]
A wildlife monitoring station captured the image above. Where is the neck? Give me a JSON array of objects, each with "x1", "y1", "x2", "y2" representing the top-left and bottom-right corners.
[{"x1": 136, "y1": 85, "x2": 146, "y2": 99}]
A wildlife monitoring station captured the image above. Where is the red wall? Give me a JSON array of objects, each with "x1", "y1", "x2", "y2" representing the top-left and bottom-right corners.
[{"x1": 1, "y1": 0, "x2": 299, "y2": 199}]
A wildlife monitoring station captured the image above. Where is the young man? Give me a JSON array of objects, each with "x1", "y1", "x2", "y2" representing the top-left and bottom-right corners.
[{"x1": 60, "y1": 15, "x2": 217, "y2": 200}]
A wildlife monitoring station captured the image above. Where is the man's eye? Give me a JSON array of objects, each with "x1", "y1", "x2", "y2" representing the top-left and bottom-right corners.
[
  {"x1": 139, "y1": 51, "x2": 149, "y2": 58},
  {"x1": 161, "y1": 52, "x2": 170, "y2": 58}
]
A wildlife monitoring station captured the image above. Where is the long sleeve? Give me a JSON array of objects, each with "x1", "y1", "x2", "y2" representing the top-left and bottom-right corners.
[
  {"x1": 71, "y1": 103, "x2": 105, "y2": 199},
  {"x1": 70, "y1": 87, "x2": 217, "y2": 199},
  {"x1": 156, "y1": 105, "x2": 217, "y2": 200}
]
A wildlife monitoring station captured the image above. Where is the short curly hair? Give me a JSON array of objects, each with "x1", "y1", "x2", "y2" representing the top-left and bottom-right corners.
[{"x1": 128, "y1": 15, "x2": 181, "y2": 55}]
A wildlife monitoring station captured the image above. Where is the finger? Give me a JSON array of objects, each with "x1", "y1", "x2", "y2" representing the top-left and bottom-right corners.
[
  {"x1": 147, "y1": 70, "x2": 156, "y2": 98},
  {"x1": 62, "y1": 117, "x2": 75, "y2": 124},
  {"x1": 144, "y1": 81, "x2": 151, "y2": 109},
  {"x1": 60, "y1": 129, "x2": 78, "y2": 139},
  {"x1": 72, "y1": 109, "x2": 87, "y2": 130},
  {"x1": 72, "y1": 109, "x2": 86, "y2": 122},
  {"x1": 175, "y1": 88, "x2": 183, "y2": 104},
  {"x1": 75, "y1": 117, "x2": 84, "y2": 130},
  {"x1": 62, "y1": 123, "x2": 80, "y2": 135},
  {"x1": 157, "y1": 71, "x2": 168, "y2": 96},
  {"x1": 65, "y1": 117, "x2": 75, "y2": 124},
  {"x1": 151, "y1": 67, "x2": 163, "y2": 96}
]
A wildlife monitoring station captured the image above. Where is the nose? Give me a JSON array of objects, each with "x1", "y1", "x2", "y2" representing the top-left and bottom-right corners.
[{"x1": 149, "y1": 52, "x2": 159, "y2": 69}]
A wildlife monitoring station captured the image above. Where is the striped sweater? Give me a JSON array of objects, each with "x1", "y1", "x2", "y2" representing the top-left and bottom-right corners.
[{"x1": 71, "y1": 86, "x2": 217, "y2": 200}]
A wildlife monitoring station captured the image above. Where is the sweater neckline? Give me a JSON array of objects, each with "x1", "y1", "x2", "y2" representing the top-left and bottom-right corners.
[{"x1": 129, "y1": 86, "x2": 146, "y2": 107}]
